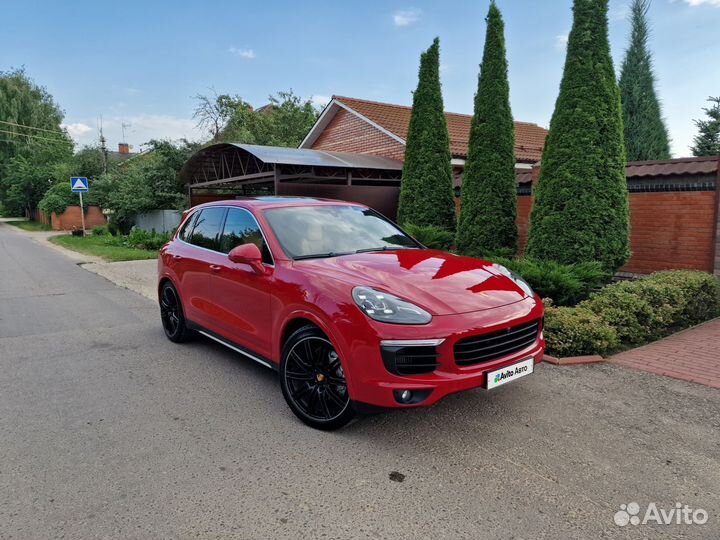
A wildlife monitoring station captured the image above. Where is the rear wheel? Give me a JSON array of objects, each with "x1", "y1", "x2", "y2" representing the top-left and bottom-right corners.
[
  {"x1": 280, "y1": 326, "x2": 355, "y2": 430},
  {"x1": 160, "y1": 281, "x2": 193, "y2": 343}
]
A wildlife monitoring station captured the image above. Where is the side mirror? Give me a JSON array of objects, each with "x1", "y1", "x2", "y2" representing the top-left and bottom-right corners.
[{"x1": 228, "y1": 243, "x2": 265, "y2": 274}]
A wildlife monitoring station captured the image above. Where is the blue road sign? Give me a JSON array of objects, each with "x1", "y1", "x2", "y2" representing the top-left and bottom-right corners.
[{"x1": 70, "y1": 177, "x2": 89, "y2": 192}]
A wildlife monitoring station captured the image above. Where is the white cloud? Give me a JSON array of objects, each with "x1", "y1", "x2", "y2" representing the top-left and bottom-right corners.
[
  {"x1": 311, "y1": 95, "x2": 331, "y2": 108},
  {"x1": 684, "y1": 0, "x2": 720, "y2": 5},
  {"x1": 555, "y1": 33, "x2": 568, "y2": 50},
  {"x1": 610, "y1": 3, "x2": 630, "y2": 20},
  {"x1": 62, "y1": 114, "x2": 202, "y2": 150},
  {"x1": 228, "y1": 47, "x2": 256, "y2": 59},
  {"x1": 61, "y1": 122, "x2": 93, "y2": 140},
  {"x1": 393, "y1": 9, "x2": 421, "y2": 27}
]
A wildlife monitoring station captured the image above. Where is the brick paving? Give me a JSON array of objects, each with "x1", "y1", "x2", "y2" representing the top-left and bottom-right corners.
[{"x1": 611, "y1": 318, "x2": 720, "y2": 389}]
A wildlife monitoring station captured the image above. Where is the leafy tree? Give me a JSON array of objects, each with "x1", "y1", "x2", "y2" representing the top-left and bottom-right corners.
[
  {"x1": 526, "y1": 0, "x2": 630, "y2": 272},
  {"x1": 93, "y1": 139, "x2": 197, "y2": 229},
  {"x1": 397, "y1": 38, "x2": 456, "y2": 231},
  {"x1": 0, "y1": 68, "x2": 71, "y2": 214},
  {"x1": 193, "y1": 89, "x2": 249, "y2": 140},
  {"x1": 456, "y1": 2, "x2": 517, "y2": 255},
  {"x1": 691, "y1": 96, "x2": 720, "y2": 156},
  {"x1": 222, "y1": 90, "x2": 319, "y2": 147},
  {"x1": 618, "y1": 0, "x2": 671, "y2": 161}
]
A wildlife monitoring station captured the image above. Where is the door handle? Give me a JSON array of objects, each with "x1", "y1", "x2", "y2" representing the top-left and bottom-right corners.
[
  {"x1": 209, "y1": 264, "x2": 222, "y2": 272},
  {"x1": 172, "y1": 254, "x2": 183, "y2": 260}
]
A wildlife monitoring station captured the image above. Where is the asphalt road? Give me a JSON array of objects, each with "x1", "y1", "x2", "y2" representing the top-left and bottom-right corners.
[{"x1": 1, "y1": 222, "x2": 718, "y2": 539}]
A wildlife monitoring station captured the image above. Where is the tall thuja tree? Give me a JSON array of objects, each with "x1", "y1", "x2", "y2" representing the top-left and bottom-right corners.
[
  {"x1": 398, "y1": 38, "x2": 456, "y2": 230},
  {"x1": 691, "y1": 96, "x2": 720, "y2": 156},
  {"x1": 619, "y1": 0, "x2": 671, "y2": 161},
  {"x1": 527, "y1": 0, "x2": 629, "y2": 271},
  {"x1": 456, "y1": 2, "x2": 517, "y2": 255}
]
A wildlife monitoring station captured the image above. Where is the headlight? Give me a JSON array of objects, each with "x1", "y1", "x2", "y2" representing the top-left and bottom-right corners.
[
  {"x1": 352, "y1": 286, "x2": 432, "y2": 325},
  {"x1": 493, "y1": 265, "x2": 534, "y2": 297}
]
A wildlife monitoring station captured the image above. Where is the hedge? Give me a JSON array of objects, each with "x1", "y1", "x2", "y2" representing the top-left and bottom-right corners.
[{"x1": 544, "y1": 271, "x2": 720, "y2": 357}]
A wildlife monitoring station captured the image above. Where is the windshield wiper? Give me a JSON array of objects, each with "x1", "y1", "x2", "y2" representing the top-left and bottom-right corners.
[
  {"x1": 293, "y1": 251, "x2": 354, "y2": 260},
  {"x1": 354, "y1": 246, "x2": 417, "y2": 254}
]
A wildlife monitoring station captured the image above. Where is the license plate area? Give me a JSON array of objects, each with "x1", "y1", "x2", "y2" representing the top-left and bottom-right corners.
[{"x1": 486, "y1": 357, "x2": 534, "y2": 390}]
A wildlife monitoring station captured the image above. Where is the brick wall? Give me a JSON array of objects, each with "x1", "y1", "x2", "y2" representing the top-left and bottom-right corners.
[
  {"x1": 517, "y1": 195, "x2": 533, "y2": 254},
  {"x1": 622, "y1": 191, "x2": 717, "y2": 274},
  {"x1": 513, "y1": 191, "x2": 717, "y2": 274},
  {"x1": 32, "y1": 206, "x2": 106, "y2": 231},
  {"x1": 311, "y1": 109, "x2": 406, "y2": 160}
]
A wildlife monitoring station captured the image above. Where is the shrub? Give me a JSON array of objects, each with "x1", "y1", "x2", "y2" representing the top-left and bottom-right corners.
[
  {"x1": 581, "y1": 272, "x2": 720, "y2": 344},
  {"x1": 404, "y1": 223, "x2": 454, "y2": 251},
  {"x1": 126, "y1": 227, "x2": 171, "y2": 250},
  {"x1": 581, "y1": 281, "x2": 659, "y2": 344},
  {"x1": 543, "y1": 270, "x2": 719, "y2": 357},
  {"x1": 644, "y1": 271, "x2": 720, "y2": 326},
  {"x1": 490, "y1": 257, "x2": 610, "y2": 306},
  {"x1": 544, "y1": 306, "x2": 619, "y2": 357},
  {"x1": 92, "y1": 225, "x2": 109, "y2": 236}
]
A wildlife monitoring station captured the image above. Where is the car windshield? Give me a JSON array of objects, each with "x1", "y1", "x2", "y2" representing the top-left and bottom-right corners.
[{"x1": 263, "y1": 205, "x2": 420, "y2": 260}]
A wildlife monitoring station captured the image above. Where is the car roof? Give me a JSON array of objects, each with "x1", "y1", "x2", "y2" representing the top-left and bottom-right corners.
[{"x1": 192, "y1": 196, "x2": 368, "y2": 211}]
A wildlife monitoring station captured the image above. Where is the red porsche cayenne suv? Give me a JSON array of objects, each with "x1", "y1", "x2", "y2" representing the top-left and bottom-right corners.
[{"x1": 158, "y1": 197, "x2": 545, "y2": 430}]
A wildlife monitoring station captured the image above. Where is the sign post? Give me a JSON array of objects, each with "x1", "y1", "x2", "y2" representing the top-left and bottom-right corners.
[{"x1": 70, "y1": 177, "x2": 89, "y2": 236}]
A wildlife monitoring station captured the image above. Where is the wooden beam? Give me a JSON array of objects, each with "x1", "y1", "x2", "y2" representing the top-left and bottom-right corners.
[{"x1": 190, "y1": 171, "x2": 273, "y2": 188}]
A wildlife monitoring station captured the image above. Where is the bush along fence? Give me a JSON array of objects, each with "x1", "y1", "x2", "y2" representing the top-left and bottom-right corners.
[{"x1": 543, "y1": 270, "x2": 720, "y2": 358}]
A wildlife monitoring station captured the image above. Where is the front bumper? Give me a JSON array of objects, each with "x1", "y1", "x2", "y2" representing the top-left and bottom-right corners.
[{"x1": 342, "y1": 296, "x2": 545, "y2": 409}]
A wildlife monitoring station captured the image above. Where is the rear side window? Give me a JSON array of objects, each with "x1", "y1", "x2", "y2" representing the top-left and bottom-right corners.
[
  {"x1": 178, "y1": 211, "x2": 199, "y2": 242},
  {"x1": 220, "y1": 208, "x2": 273, "y2": 264},
  {"x1": 187, "y1": 207, "x2": 226, "y2": 251}
]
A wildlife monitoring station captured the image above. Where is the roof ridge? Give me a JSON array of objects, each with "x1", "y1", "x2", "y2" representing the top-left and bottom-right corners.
[
  {"x1": 333, "y1": 95, "x2": 544, "y2": 129},
  {"x1": 627, "y1": 155, "x2": 720, "y2": 165}
]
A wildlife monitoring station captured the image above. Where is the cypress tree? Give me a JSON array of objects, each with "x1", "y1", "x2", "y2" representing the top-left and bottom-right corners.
[
  {"x1": 526, "y1": 0, "x2": 630, "y2": 272},
  {"x1": 398, "y1": 38, "x2": 456, "y2": 231},
  {"x1": 691, "y1": 96, "x2": 720, "y2": 157},
  {"x1": 619, "y1": 0, "x2": 671, "y2": 161},
  {"x1": 456, "y1": 2, "x2": 517, "y2": 256}
]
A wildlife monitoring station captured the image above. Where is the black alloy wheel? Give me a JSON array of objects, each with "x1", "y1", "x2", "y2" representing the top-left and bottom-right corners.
[
  {"x1": 160, "y1": 282, "x2": 192, "y2": 343},
  {"x1": 280, "y1": 326, "x2": 355, "y2": 430}
]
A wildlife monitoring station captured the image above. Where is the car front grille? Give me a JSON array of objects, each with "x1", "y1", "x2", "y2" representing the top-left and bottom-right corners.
[{"x1": 454, "y1": 319, "x2": 540, "y2": 367}]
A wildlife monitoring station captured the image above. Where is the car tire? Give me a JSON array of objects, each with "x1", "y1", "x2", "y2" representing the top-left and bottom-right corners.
[
  {"x1": 280, "y1": 325, "x2": 356, "y2": 431},
  {"x1": 159, "y1": 281, "x2": 193, "y2": 343}
]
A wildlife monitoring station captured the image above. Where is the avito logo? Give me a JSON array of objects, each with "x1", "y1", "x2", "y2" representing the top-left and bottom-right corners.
[{"x1": 494, "y1": 364, "x2": 529, "y2": 384}]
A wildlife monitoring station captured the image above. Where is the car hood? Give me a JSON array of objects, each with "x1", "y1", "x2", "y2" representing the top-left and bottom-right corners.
[{"x1": 294, "y1": 249, "x2": 530, "y2": 315}]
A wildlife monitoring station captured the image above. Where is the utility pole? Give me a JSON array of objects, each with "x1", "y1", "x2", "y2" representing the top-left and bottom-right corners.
[{"x1": 98, "y1": 117, "x2": 108, "y2": 174}]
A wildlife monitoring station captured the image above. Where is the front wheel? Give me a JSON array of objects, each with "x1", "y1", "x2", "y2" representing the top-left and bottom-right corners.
[{"x1": 280, "y1": 326, "x2": 355, "y2": 430}]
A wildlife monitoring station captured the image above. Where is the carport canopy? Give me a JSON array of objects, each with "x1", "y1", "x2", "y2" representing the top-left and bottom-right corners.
[{"x1": 178, "y1": 143, "x2": 403, "y2": 192}]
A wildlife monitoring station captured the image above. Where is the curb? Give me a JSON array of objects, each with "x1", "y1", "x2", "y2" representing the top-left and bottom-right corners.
[{"x1": 543, "y1": 354, "x2": 605, "y2": 365}]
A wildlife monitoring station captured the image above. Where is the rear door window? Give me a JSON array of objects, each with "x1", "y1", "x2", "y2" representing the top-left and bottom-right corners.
[
  {"x1": 187, "y1": 207, "x2": 226, "y2": 252},
  {"x1": 220, "y1": 208, "x2": 273, "y2": 264}
]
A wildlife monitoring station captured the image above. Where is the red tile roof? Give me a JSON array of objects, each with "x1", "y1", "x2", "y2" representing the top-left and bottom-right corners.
[
  {"x1": 626, "y1": 155, "x2": 720, "y2": 178},
  {"x1": 334, "y1": 95, "x2": 548, "y2": 163}
]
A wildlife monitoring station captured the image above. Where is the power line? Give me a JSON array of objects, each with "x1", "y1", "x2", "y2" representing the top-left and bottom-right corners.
[
  {"x1": 0, "y1": 128, "x2": 70, "y2": 144},
  {"x1": 0, "y1": 119, "x2": 68, "y2": 137}
]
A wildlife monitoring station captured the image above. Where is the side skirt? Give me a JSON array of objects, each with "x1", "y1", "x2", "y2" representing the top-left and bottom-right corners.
[{"x1": 186, "y1": 320, "x2": 278, "y2": 372}]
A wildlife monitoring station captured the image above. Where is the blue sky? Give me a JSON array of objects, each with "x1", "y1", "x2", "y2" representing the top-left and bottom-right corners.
[{"x1": 2, "y1": 0, "x2": 718, "y2": 156}]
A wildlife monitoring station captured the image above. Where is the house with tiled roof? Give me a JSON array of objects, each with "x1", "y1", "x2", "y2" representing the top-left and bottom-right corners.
[{"x1": 300, "y1": 96, "x2": 548, "y2": 187}]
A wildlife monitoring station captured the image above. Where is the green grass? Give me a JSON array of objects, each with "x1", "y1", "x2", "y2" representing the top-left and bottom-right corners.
[
  {"x1": 6, "y1": 220, "x2": 52, "y2": 231},
  {"x1": 49, "y1": 234, "x2": 159, "y2": 262}
]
